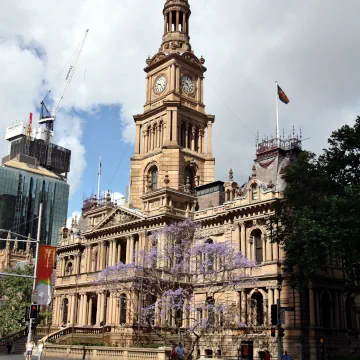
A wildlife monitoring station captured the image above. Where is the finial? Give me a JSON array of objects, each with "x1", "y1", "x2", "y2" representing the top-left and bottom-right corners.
[
  {"x1": 164, "y1": 172, "x2": 170, "y2": 187},
  {"x1": 200, "y1": 56, "x2": 205, "y2": 65},
  {"x1": 106, "y1": 190, "x2": 112, "y2": 204},
  {"x1": 300, "y1": 128, "x2": 303, "y2": 140},
  {"x1": 292, "y1": 125, "x2": 295, "y2": 137},
  {"x1": 146, "y1": 55, "x2": 151, "y2": 65},
  {"x1": 229, "y1": 168, "x2": 234, "y2": 181},
  {"x1": 252, "y1": 164, "x2": 256, "y2": 178}
]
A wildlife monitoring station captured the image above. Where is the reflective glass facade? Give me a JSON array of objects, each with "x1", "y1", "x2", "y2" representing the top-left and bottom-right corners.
[{"x1": 0, "y1": 166, "x2": 69, "y2": 247}]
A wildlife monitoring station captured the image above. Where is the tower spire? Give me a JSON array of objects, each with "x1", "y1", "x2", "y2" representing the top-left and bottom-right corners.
[{"x1": 161, "y1": 0, "x2": 192, "y2": 54}]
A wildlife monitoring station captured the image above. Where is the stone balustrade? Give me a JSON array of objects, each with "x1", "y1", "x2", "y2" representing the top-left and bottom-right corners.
[{"x1": 40, "y1": 344, "x2": 171, "y2": 360}]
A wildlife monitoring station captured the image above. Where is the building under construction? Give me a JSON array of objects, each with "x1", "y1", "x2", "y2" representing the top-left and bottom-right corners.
[{"x1": 0, "y1": 116, "x2": 71, "y2": 248}]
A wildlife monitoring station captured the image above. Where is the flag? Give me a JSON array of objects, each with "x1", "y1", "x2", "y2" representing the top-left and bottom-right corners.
[
  {"x1": 36, "y1": 245, "x2": 56, "y2": 305},
  {"x1": 278, "y1": 85, "x2": 290, "y2": 104}
]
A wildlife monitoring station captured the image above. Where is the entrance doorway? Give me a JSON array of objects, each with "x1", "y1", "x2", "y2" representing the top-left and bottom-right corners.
[{"x1": 241, "y1": 341, "x2": 254, "y2": 360}]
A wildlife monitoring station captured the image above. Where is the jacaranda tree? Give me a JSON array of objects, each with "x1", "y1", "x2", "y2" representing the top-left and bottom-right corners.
[{"x1": 97, "y1": 219, "x2": 256, "y2": 359}]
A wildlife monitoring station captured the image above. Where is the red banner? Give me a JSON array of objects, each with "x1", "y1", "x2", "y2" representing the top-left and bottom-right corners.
[{"x1": 36, "y1": 245, "x2": 56, "y2": 305}]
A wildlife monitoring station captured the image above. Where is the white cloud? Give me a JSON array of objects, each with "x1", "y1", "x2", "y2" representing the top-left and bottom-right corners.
[
  {"x1": 1, "y1": 0, "x2": 360, "y2": 194},
  {"x1": 56, "y1": 114, "x2": 86, "y2": 197}
]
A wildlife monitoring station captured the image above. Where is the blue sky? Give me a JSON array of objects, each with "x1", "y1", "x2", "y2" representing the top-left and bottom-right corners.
[{"x1": 63, "y1": 105, "x2": 132, "y2": 215}]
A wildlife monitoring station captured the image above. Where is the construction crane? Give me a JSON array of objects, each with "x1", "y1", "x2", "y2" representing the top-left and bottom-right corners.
[{"x1": 39, "y1": 29, "x2": 89, "y2": 166}]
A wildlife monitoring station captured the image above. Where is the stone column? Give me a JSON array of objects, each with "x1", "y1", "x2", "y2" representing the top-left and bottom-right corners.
[
  {"x1": 176, "y1": 11, "x2": 180, "y2": 31},
  {"x1": 172, "y1": 109, "x2": 178, "y2": 143},
  {"x1": 207, "y1": 121, "x2": 213, "y2": 155},
  {"x1": 169, "y1": 11, "x2": 173, "y2": 32},
  {"x1": 100, "y1": 293, "x2": 106, "y2": 324},
  {"x1": 135, "y1": 124, "x2": 140, "y2": 154},
  {"x1": 182, "y1": 12, "x2": 186, "y2": 32},
  {"x1": 176, "y1": 66, "x2": 180, "y2": 93},
  {"x1": 96, "y1": 293, "x2": 101, "y2": 326},
  {"x1": 240, "y1": 223, "x2": 246, "y2": 255},
  {"x1": 191, "y1": 126, "x2": 195, "y2": 151},
  {"x1": 164, "y1": 14, "x2": 167, "y2": 34},
  {"x1": 143, "y1": 130, "x2": 147, "y2": 153},
  {"x1": 166, "y1": 110, "x2": 172, "y2": 143},
  {"x1": 78, "y1": 294, "x2": 83, "y2": 324},
  {"x1": 117, "y1": 242, "x2": 121, "y2": 264},
  {"x1": 273, "y1": 242, "x2": 279, "y2": 261},
  {"x1": 83, "y1": 294, "x2": 88, "y2": 325},
  {"x1": 129, "y1": 236, "x2": 135, "y2": 263},
  {"x1": 88, "y1": 297, "x2": 93, "y2": 326},
  {"x1": 171, "y1": 64, "x2": 176, "y2": 92},
  {"x1": 185, "y1": 122, "x2": 189, "y2": 148},
  {"x1": 53, "y1": 297, "x2": 59, "y2": 325}
]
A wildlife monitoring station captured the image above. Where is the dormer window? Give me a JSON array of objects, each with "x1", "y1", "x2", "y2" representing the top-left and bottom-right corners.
[{"x1": 251, "y1": 184, "x2": 258, "y2": 200}]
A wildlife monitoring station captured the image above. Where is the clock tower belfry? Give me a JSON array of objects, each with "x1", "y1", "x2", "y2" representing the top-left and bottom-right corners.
[{"x1": 129, "y1": 0, "x2": 215, "y2": 210}]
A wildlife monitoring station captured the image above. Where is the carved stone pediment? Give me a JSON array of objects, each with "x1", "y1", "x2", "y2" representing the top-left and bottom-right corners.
[
  {"x1": 149, "y1": 52, "x2": 167, "y2": 66},
  {"x1": 93, "y1": 207, "x2": 144, "y2": 231}
]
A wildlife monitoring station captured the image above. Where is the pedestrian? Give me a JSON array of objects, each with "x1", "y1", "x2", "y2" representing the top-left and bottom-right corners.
[
  {"x1": 25, "y1": 341, "x2": 34, "y2": 360},
  {"x1": 38, "y1": 340, "x2": 44, "y2": 360},
  {"x1": 175, "y1": 342, "x2": 185, "y2": 360},
  {"x1": 170, "y1": 344, "x2": 177, "y2": 359},
  {"x1": 7, "y1": 339, "x2": 13, "y2": 355},
  {"x1": 265, "y1": 350, "x2": 271, "y2": 360},
  {"x1": 282, "y1": 350, "x2": 291, "y2": 360}
]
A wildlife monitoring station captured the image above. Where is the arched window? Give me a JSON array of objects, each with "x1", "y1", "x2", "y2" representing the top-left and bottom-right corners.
[
  {"x1": 65, "y1": 261, "x2": 73, "y2": 276},
  {"x1": 251, "y1": 184, "x2": 258, "y2": 200},
  {"x1": 207, "y1": 297, "x2": 215, "y2": 326},
  {"x1": 62, "y1": 298, "x2": 69, "y2": 324},
  {"x1": 120, "y1": 294, "x2": 127, "y2": 325},
  {"x1": 346, "y1": 297, "x2": 355, "y2": 330},
  {"x1": 321, "y1": 292, "x2": 331, "y2": 328},
  {"x1": 251, "y1": 292, "x2": 264, "y2": 326},
  {"x1": 251, "y1": 230, "x2": 263, "y2": 264},
  {"x1": 148, "y1": 166, "x2": 158, "y2": 191}
]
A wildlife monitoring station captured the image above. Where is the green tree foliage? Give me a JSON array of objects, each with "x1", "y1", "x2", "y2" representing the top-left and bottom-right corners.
[
  {"x1": 270, "y1": 117, "x2": 360, "y2": 295},
  {"x1": 0, "y1": 265, "x2": 33, "y2": 336}
]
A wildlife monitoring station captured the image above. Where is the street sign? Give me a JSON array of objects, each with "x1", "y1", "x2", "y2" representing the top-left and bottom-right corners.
[{"x1": 280, "y1": 309, "x2": 286, "y2": 324}]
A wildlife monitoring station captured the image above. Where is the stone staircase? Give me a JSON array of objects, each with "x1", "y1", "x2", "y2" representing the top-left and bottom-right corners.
[{"x1": 0, "y1": 328, "x2": 43, "y2": 355}]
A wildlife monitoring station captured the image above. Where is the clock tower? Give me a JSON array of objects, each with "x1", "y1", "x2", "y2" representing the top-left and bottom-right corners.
[{"x1": 130, "y1": 0, "x2": 215, "y2": 210}]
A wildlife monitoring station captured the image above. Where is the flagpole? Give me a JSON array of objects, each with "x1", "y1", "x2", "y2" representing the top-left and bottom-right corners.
[
  {"x1": 275, "y1": 81, "x2": 280, "y2": 144},
  {"x1": 97, "y1": 156, "x2": 102, "y2": 200}
]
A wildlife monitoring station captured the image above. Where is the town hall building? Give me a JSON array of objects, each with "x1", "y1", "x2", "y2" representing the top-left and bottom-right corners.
[{"x1": 52, "y1": 1, "x2": 359, "y2": 359}]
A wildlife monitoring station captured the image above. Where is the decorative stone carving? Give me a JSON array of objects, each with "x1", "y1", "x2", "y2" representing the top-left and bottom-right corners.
[
  {"x1": 106, "y1": 212, "x2": 137, "y2": 227},
  {"x1": 195, "y1": 226, "x2": 225, "y2": 238}
]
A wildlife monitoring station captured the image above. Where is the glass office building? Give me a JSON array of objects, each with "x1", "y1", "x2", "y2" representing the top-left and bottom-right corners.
[{"x1": 0, "y1": 164, "x2": 69, "y2": 247}]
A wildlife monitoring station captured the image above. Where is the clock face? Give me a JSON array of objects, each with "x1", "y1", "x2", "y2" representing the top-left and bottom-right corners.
[
  {"x1": 154, "y1": 75, "x2": 167, "y2": 94},
  {"x1": 181, "y1": 75, "x2": 195, "y2": 94}
]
